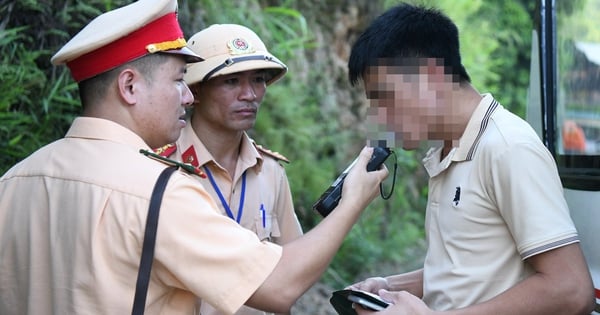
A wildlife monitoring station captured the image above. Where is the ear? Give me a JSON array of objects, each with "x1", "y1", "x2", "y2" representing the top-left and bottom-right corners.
[{"x1": 116, "y1": 68, "x2": 141, "y2": 105}]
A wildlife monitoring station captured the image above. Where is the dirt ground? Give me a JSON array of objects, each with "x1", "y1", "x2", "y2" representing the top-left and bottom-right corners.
[{"x1": 291, "y1": 282, "x2": 338, "y2": 315}]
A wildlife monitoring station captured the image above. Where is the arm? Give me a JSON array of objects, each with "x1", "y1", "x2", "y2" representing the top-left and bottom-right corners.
[
  {"x1": 443, "y1": 243, "x2": 595, "y2": 315},
  {"x1": 272, "y1": 166, "x2": 302, "y2": 315},
  {"x1": 350, "y1": 269, "x2": 424, "y2": 298},
  {"x1": 355, "y1": 243, "x2": 595, "y2": 315},
  {"x1": 246, "y1": 147, "x2": 389, "y2": 312}
]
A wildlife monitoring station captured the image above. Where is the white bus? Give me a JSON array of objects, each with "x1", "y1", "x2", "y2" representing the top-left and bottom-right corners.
[{"x1": 528, "y1": 0, "x2": 600, "y2": 312}]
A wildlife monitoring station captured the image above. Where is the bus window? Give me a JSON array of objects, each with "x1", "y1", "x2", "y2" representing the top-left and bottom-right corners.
[
  {"x1": 554, "y1": 0, "x2": 600, "y2": 190},
  {"x1": 557, "y1": 1, "x2": 600, "y2": 156}
]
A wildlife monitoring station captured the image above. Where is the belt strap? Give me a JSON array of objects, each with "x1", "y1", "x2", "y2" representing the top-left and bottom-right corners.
[{"x1": 131, "y1": 166, "x2": 178, "y2": 315}]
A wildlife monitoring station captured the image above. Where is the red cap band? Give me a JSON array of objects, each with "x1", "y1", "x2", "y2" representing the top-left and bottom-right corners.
[{"x1": 67, "y1": 12, "x2": 185, "y2": 82}]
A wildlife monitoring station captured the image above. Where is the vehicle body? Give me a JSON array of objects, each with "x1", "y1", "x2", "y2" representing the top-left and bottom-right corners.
[{"x1": 528, "y1": 0, "x2": 600, "y2": 313}]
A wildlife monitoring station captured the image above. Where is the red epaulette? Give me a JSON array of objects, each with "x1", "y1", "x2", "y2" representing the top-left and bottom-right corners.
[
  {"x1": 254, "y1": 143, "x2": 290, "y2": 164},
  {"x1": 154, "y1": 143, "x2": 177, "y2": 158}
]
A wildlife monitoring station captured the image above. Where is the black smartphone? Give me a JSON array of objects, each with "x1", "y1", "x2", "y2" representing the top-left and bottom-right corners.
[
  {"x1": 347, "y1": 290, "x2": 390, "y2": 311},
  {"x1": 330, "y1": 289, "x2": 390, "y2": 314}
]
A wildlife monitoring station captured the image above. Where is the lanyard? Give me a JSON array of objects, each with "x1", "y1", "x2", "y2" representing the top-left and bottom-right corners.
[{"x1": 203, "y1": 166, "x2": 246, "y2": 223}]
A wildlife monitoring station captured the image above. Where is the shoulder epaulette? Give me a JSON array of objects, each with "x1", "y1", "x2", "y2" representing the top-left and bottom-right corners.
[
  {"x1": 153, "y1": 143, "x2": 177, "y2": 158},
  {"x1": 254, "y1": 143, "x2": 290, "y2": 164},
  {"x1": 140, "y1": 149, "x2": 206, "y2": 178}
]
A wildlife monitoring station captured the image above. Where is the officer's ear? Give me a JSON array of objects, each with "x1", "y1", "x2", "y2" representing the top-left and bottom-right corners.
[{"x1": 117, "y1": 67, "x2": 142, "y2": 106}]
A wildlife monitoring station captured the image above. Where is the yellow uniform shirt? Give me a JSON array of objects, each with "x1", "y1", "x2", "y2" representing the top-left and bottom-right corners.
[
  {"x1": 0, "y1": 117, "x2": 282, "y2": 315},
  {"x1": 160, "y1": 123, "x2": 303, "y2": 315},
  {"x1": 163, "y1": 124, "x2": 302, "y2": 243}
]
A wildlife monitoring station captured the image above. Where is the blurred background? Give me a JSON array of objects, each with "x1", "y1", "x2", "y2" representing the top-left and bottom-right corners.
[{"x1": 0, "y1": 0, "x2": 545, "y2": 313}]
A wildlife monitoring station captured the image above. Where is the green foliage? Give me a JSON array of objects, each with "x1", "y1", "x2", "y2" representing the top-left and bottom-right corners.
[
  {"x1": 474, "y1": 1, "x2": 534, "y2": 117},
  {"x1": 554, "y1": 0, "x2": 599, "y2": 117},
  {"x1": 0, "y1": 0, "x2": 131, "y2": 174},
  {"x1": 0, "y1": 24, "x2": 72, "y2": 172}
]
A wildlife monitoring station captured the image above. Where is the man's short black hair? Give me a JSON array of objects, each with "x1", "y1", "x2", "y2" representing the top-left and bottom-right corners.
[{"x1": 348, "y1": 3, "x2": 471, "y2": 86}]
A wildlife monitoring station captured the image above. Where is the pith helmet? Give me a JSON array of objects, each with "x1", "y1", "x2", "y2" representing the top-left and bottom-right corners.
[{"x1": 185, "y1": 24, "x2": 287, "y2": 86}]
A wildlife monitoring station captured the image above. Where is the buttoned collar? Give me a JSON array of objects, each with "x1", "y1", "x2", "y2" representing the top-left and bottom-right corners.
[{"x1": 176, "y1": 123, "x2": 263, "y2": 174}]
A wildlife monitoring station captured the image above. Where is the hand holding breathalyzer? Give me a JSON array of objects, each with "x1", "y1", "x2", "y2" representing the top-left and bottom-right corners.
[{"x1": 313, "y1": 147, "x2": 392, "y2": 217}]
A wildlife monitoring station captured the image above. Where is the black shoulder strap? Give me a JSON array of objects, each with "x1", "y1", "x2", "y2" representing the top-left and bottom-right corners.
[{"x1": 131, "y1": 166, "x2": 178, "y2": 315}]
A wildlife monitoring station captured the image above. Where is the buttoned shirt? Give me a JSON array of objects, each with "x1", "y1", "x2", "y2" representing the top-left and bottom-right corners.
[
  {"x1": 421, "y1": 94, "x2": 578, "y2": 310},
  {"x1": 160, "y1": 123, "x2": 302, "y2": 315},
  {"x1": 164, "y1": 123, "x2": 303, "y2": 244},
  {"x1": 0, "y1": 117, "x2": 282, "y2": 315}
]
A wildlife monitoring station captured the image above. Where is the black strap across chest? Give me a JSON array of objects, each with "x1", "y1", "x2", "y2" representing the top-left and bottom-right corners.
[{"x1": 131, "y1": 166, "x2": 178, "y2": 315}]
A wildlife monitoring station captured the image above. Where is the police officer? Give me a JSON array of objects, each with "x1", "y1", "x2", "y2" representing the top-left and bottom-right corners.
[
  {"x1": 0, "y1": 1, "x2": 388, "y2": 314},
  {"x1": 155, "y1": 24, "x2": 302, "y2": 315}
]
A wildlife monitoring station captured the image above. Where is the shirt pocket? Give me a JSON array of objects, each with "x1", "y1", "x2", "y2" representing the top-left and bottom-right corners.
[{"x1": 254, "y1": 211, "x2": 281, "y2": 241}]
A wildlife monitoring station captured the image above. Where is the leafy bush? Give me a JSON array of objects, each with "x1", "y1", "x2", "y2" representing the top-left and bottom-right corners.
[
  {"x1": 0, "y1": 24, "x2": 78, "y2": 172},
  {"x1": 0, "y1": 0, "x2": 130, "y2": 174}
]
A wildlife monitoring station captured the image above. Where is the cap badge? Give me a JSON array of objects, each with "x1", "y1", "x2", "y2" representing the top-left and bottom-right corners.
[{"x1": 227, "y1": 38, "x2": 254, "y2": 55}]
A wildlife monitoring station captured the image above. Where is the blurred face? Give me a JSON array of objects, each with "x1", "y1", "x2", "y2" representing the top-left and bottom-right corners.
[
  {"x1": 136, "y1": 56, "x2": 194, "y2": 148},
  {"x1": 363, "y1": 58, "x2": 461, "y2": 150},
  {"x1": 190, "y1": 69, "x2": 267, "y2": 133}
]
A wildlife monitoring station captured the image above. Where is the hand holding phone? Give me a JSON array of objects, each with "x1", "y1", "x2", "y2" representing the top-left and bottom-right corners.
[
  {"x1": 347, "y1": 290, "x2": 390, "y2": 311},
  {"x1": 330, "y1": 289, "x2": 390, "y2": 314}
]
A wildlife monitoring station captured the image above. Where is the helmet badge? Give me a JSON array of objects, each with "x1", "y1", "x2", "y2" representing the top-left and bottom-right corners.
[{"x1": 227, "y1": 37, "x2": 254, "y2": 55}]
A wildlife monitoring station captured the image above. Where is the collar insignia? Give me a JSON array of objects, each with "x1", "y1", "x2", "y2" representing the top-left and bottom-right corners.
[
  {"x1": 154, "y1": 143, "x2": 177, "y2": 157},
  {"x1": 182, "y1": 145, "x2": 200, "y2": 167},
  {"x1": 140, "y1": 149, "x2": 206, "y2": 178}
]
